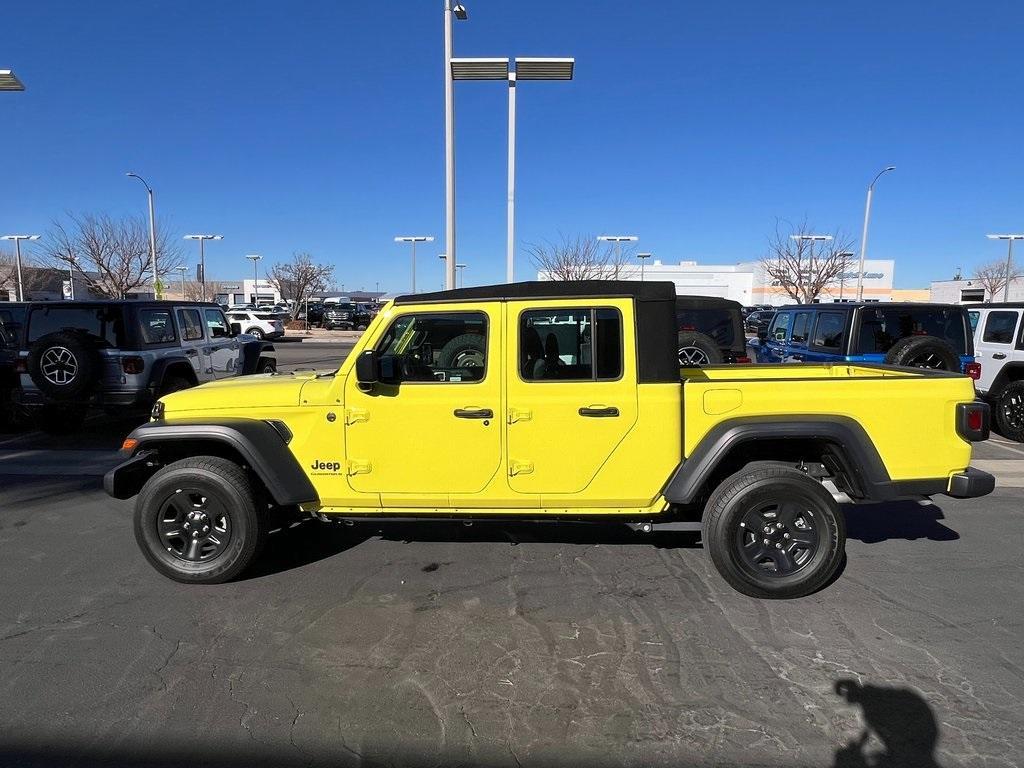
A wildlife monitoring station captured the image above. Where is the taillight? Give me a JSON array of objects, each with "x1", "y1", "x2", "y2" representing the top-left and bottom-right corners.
[
  {"x1": 964, "y1": 362, "x2": 981, "y2": 380},
  {"x1": 736, "y1": 356, "x2": 752, "y2": 364},
  {"x1": 15, "y1": 358, "x2": 26, "y2": 373},
  {"x1": 956, "y1": 402, "x2": 990, "y2": 442},
  {"x1": 121, "y1": 356, "x2": 145, "y2": 375}
]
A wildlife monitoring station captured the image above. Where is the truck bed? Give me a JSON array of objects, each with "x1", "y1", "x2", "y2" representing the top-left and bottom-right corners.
[{"x1": 681, "y1": 363, "x2": 976, "y2": 482}]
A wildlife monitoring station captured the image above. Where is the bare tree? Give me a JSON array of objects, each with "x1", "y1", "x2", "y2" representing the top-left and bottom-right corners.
[
  {"x1": 40, "y1": 212, "x2": 182, "y2": 299},
  {"x1": 181, "y1": 280, "x2": 225, "y2": 302},
  {"x1": 974, "y1": 259, "x2": 1023, "y2": 301},
  {"x1": 760, "y1": 219, "x2": 857, "y2": 304},
  {"x1": 528, "y1": 234, "x2": 636, "y2": 281},
  {"x1": 266, "y1": 252, "x2": 334, "y2": 318}
]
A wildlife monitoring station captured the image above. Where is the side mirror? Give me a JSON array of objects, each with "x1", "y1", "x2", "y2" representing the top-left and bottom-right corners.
[
  {"x1": 757, "y1": 329, "x2": 769, "y2": 342},
  {"x1": 229, "y1": 322, "x2": 242, "y2": 337},
  {"x1": 355, "y1": 349, "x2": 379, "y2": 385}
]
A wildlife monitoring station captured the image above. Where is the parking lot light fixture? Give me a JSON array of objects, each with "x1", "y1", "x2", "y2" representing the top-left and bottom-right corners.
[
  {"x1": 444, "y1": 1, "x2": 470, "y2": 290},
  {"x1": 986, "y1": 234, "x2": 1024, "y2": 301},
  {"x1": 456, "y1": 263, "x2": 467, "y2": 288},
  {"x1": 394, "y1": 236, "x2": 434, "y2": 293},
  {"x1": 183, "y1": 234, "x2": 223, "y2": 301},
  {"x1": 857, "y1": 166, "x2": 896, "y2": 301},
  {"x1": 597, "y1": 235, "x2": 639, "y2": 266},
  {"x1": 126, "y1": 173, "x2": 159, "y2": 297},
  {"x1": 1, "y1": 234, "x2": 40, "y2": 301},
  {"x1": 636, "y1": 252, "x2": 652, "y2": 281},
  {"x1": 0, "y1": 70, "x2": 25, "y2": 91},
  {"x1": 175, "y1": 266, "x2": 188, "y2": 299},
  {"x1": 835, "y1": 251, "x2": 856, "y2": 300}
]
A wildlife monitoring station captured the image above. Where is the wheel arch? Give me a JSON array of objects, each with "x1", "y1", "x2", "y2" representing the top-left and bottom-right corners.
[
  {"x1": 150, "y1": 357, "x2": 198, "y2": 390},
  {"x1": 104, "y1": 418, "x2": 317, "y2": 506},
  {"x1": 988, "y1": 362, "x2": 1024, "y2": 399},
  {"x1": 663, "y1": 416, "x2": 900, "y2": 506}
]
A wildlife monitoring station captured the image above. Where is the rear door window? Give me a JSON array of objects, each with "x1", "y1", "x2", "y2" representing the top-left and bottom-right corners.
[
  {"x1": 811, "y1": 312, "x2": 846, "y2": 351},
  {"x1": 676, "y1": 307, "x2": 735, "y2": 347},
  {"x1": 791, "y1": 312, "x2": 812, "y2": 344},
  {"x1": 177, "y1": 309, "x2": 204, "y2": 342},
  {"x1": 856, "y1": 307, "x2": 969, "y2": 355},
  {"x1": 205, "y1": 309, "x2": 230, "y2": 339},
  {"x1": 520, "y1": 308, "x2": 622, "y2": 381},
  {"x1": 982, "y1": 311, "x2": 1019, "y2": 345}
]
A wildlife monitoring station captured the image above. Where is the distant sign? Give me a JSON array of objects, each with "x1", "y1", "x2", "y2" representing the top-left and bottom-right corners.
[{"x1": 62, "y1": 280, "x2": 73, "y2": 299}]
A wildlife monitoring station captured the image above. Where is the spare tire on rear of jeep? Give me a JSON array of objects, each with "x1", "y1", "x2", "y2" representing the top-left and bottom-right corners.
[
  {"x1": 677, "y1": 331, "x2": 723, "y2": 366},
  {"x1": 437, "y1": 333, "x2": 486, "y2": 370},
  {"x1": 884, "y1": 335, "x2": 960, "y2": 372},
  {"x1": 27, "y1": 331, "x2": 100, "y2": 401}
]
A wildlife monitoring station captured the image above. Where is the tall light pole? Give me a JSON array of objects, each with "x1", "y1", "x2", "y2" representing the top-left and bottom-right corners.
[
  {"x1": 856, "y1": 166, "x2": 895, "y2": 301},
  {"x1": 394, "y1": 236, "x2": 434, "y2": 293},
  {"x1": 1, "y1": 234, "x2": 40, "y2": 301},
  {"x1": 184, "y1": 234, "x2": 223, "y2": 301},
  {"x1": 597, "y1": 235, "x2": 639, "y2": 270},
  {"x1": 174, "y1": 266, "x2": 188, "y2": 299},
  {"x1": 444, "y1": 2, "x2": 468, "y2": 290},
  {"x1": 986, "y1": 234, "x2": 1024, "y2": 301},
  {"x1": 0, "y1": 70, "x2": 26, "y2": 91},
  {"x1": 456, "y1": 263, "x2": 467, "y2": 288},
  {"x1": 637, "y1": 252, "x2": 652, "y2": 281},
  {"x1": 439, "y1": 254, "x2": 447, "y2": 290},
  {"x1": 790, "y1": 234, "x2": 833, "y2": 303},
  {"x1": 246, "y1": 254, "x2": 262, "y2": 303},
  {"x1": 126, "y1": 173, "x2": 159, "y2": 298},
  {"x1": 451, "y1": 57, "x2": 574, "y2": 284}
]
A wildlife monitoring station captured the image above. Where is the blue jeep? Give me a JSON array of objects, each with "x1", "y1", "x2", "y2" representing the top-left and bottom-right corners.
[{"x1": 751, "y1": 303, "x2": 979, "y2": 377}]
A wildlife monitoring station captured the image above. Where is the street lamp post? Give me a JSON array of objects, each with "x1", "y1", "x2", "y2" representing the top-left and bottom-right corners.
[
  {"x1": 451, "y1": 57, "x2": 574, "y2": 283},
  {"x1": 443, "y1": 2, "x2": 468, "y2": 291},
  {"x1": 1, "y1": 234, "x2": 40, "y2": 301},
  {"x1": 456, "y1": 263, "x2": 467, "y2": 288},
  {"x1": 597, "y1": 235, "x2": 639, "y2": 273},
  {"x1": 790, "y1": 235, "x2": 833, "y2": 303},
  {"x1": 835, "y1": 251, "x2": 855, "y2": 300},
  {"x1": 183, "y1": 234, "x2": 223, "y2": 302},
  {"x1": 986, "y1": 234, "x2": 1024, "y2": 301},
  {"x1": 394, "y1": 236, "x2": 434, "y2": 293},
  {"x1": 126, "y1": 173, "x2": 159, "y2": 298},
  {"x1": 636, "y1": 252, "x2": 652, "y2": 281},
  {"x1": 439, "y1": 254, "x2": 447, "y2": 290},
  {"x1": 175, "y1": 266, "x2": 188, "y2": 299},
  {"x1": 856, "y1": 166, "x2": 896, "y2": 301},
  {"x1": 246, "y1": 254, "x2": 262, "y2": 303}
]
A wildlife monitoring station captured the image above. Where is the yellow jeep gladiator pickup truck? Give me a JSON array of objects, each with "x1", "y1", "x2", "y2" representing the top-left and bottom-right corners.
[{"x1": 105, "y1": 281, "x2": 994, "y2": 598}]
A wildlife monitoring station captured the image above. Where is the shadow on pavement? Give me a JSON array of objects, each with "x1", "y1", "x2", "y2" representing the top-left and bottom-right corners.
[
  {"x1": 834, "y1": 678, "x2": 941, "y2": 768},
  {"x1": 843, "y1": 501, "x2": 958, "y2": 544}
]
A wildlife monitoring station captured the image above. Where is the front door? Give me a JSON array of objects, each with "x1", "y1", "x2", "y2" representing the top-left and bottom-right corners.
[
  {"x1": 343, "y1": 306, "x2": 502, "y2": 507},
  {"x1": 203, "y1": 309, "x2": 240, "y2": 379},
  {"x1": 975, "y1": 310, "x2": 1021, "y2": 393},
  {"x1": 505, "y1": 300, "x2": 638, "y2": 498},
  {"x1": 761, "y1": 312, "x2": 791, "y2": 362}
]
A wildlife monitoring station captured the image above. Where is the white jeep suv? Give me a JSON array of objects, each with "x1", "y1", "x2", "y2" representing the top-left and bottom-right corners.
[
  {"x1": 968, "y1": 303, "x2": 1024, "y2": 441},
  {"x1": 225, "y1": 310, "x2": 285, "y2": 341}
]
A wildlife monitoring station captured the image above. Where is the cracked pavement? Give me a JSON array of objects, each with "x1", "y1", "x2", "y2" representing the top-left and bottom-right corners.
[{"x1": 1, "y1": 466, "x2": 1022, "y2": 768}]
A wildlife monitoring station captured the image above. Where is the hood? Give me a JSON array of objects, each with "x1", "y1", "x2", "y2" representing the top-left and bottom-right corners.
[{"x1": 160, "y1": 370, "x2": 323, "y2": 413}]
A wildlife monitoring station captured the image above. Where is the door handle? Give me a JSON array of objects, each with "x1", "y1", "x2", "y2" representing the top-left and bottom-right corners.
[
  {"x1": 454, "y1": 407, "x2": 493, "y2": 419},
  {"x1": 993, "y1": 352, "x2": 1007, "y2": 359},
  {"x1": 185, "y1": 349, "x2": 198, "y2": 356},
  {"x1": 579, "y1": 406, "x2": 619, "y2": 417},
  {"x1": 790, "y1": 354, "x2": 804, "y2": 361}
]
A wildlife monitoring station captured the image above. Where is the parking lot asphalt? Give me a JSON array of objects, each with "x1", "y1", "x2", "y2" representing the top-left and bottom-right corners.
[{"x1": 1, "y1": 351, "x2": 1023, "y2": 767}]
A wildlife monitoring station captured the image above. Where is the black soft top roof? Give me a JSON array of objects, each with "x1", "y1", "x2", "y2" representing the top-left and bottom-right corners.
[
  {"x1": 395, "y1": 280, "x2": 676, "y2": 305},
  {"x1": 675, "y1": 295, "x2": 742, "y2": 310},
  {"x1": 774, "y1": 302, "x2": 966, "y2": 313}
]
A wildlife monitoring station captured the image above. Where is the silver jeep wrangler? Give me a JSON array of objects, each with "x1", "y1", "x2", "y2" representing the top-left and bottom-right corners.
[{"x1": 14, "y1": 301, "x2": 276, "y2": 433}]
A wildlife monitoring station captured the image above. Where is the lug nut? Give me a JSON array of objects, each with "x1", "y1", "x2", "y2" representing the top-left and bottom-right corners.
[
  {"x1": 203, "y1": 525, "x2": 209, "y2": 532},
  {"x1": 764, "y1": 527, "x2": 771, "y2": 533},
  {"x1": 783, "y1": 533, "x2": 790, "y2": 539},
  {"x1": 763, "y1": 538, "x2": 770, "y2": 545},
  {"x1": 192, "y1": 531, "x2": 199, "y2": 538},
  {"x1": 776, "y1": 543, "x2": 782, "y2": 549}
]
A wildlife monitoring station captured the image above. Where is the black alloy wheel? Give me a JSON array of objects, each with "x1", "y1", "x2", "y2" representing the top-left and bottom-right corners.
[
  {"x1": 157, "y1": 489, "x2": 232, "y2": 563},
  {"x1": 995, "y1": 381, "x2": 1024, "y2": 442}
]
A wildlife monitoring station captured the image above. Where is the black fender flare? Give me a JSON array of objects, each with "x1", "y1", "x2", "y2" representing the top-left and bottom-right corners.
[
  {"x1": 103, "y1": 418, "x2": 317, "y2": 506},
  {"x1": 240, "y1": 341, "x2": 276, "y2": 375},
  {"x1": 988, "y1": 361, "x2": 1024, "y2": 399},
  {"x1": 148, "y1": 357, "x2": 198, "y2": 390},
  {"x1": 661, "y1": 415, "x2": 936, "y2": 505}
]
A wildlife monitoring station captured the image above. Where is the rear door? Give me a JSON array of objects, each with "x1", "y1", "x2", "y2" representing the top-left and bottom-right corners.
[
  {"x1": 802, "y1": 311, "x2": 848, "y2": 362},
  {"x1": 203, "y1": 308, "x2": 241, "y2": 378},
  {"x1": 505, "y1": 299, "x2": 638, "y2": 497},
  {"x1": 175, "y1": 308, "x2": 209, "y2": 380},
  {"x1": 975, "y1": 309, "x2": 1021, "y2": 393}
]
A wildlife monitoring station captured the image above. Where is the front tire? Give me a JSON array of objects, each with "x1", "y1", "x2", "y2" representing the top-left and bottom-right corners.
[
  {"x1": 134, "y1": 456, "x2": 266, "y2": 584},
  {"x1": 994, "y1": 381, "x2": 1024, "y2": 442},
  {"x1": 702, "y1": 465, "x2": 845, "y2": 599},
  {"x1": 245, "y1": 327, "x2": 265, "y2": 340}
]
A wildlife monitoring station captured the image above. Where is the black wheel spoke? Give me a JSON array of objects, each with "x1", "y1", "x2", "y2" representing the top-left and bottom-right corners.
[
  {"x1": 735, "y1": 495, "x2": 823, "y2": 579},
  {"x1": 155, "y1": 487, "x2": 232, "y2": 563}
]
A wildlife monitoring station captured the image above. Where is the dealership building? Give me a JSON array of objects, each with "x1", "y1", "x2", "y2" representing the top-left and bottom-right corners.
[{"x1": 567, "y1": 258, "x2": 898, "y2": 305}]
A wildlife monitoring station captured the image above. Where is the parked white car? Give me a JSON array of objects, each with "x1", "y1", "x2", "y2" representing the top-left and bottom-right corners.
[
  {"x1": 226, "y1": 310, "x2": 286, "y2": 340},
  {"x1": 968, "y1": 303, "x2": 1024, "y2": 441}
]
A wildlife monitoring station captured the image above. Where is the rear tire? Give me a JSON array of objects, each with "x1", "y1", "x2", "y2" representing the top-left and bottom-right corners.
[
  {"x1": 994, "y1": 380, "x2": 1024, "y2": 442},
  {"x1": 256, "y1": 357, "x2": 276, "y2": 374},
  {"x1": 245, "y1": 327, "x2": 265, "y2": 340},
  {"x1": 158, "y1": 374, "x2": 193, "y2": 397},
  {"x1": 702, "y1": 465, "x2": 845, "y2": 599},
  {"x1": 134, "y1": 456, "x2": 266, "y2": 584}
]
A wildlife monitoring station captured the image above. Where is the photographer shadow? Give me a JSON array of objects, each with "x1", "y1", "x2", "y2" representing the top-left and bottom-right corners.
[
  {"x1": 843, "y1": 501, "x2": 959, "y2": 544},
  {"x1": 834, "y1": 679, "x2": 941, "y2": 768}
]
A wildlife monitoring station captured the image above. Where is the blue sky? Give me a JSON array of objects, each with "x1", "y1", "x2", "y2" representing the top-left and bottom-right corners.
[{"x1": 4, "y1": 0, "x2": 1023, "y2": 291}]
